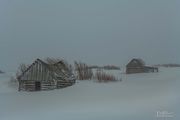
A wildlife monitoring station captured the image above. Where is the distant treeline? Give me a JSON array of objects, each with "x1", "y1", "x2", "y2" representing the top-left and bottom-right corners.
[
  {"x1": 154, "y1": 64, "x2": 180, "y2": 67},
  {"x1": 88, "y1": 65, "x2": 120, "y2": 70},
  {"x1": 0, "y1": 70, "x2": 4, "y2": 74}
]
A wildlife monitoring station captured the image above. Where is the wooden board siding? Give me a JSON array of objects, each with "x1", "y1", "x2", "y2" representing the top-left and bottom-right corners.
[
  {"x1": 126, "y1": 67, "x2": 159, "y2": 74},
  {"x1": 126, "y1": 67, "x2": 145, "y2": 74},
  {"x1": 19, "y1": 80, "x2": 35, "y2": 91},
  {"x1": 56, "y1": 80, "x2": 75, "y2": 89},
  {"x1": 19, "y1": 80, "x2": 56, "y2": 91},
  {"x1": 19, "y1": 60, "x2": 54, "y2": 82}
]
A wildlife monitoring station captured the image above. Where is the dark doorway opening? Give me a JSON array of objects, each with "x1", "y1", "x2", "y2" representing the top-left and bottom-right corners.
[{"x1": 35, "y1": 81, "x2": 41, "y2": 91}]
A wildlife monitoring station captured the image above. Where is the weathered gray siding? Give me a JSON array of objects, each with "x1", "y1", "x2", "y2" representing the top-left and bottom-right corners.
[
  {"x1": 126, "y1": 67, "x2": 145, "y2": 74},
  {"x1": 19, "y1": 80, "x2": 56, "y2": 91},
  {"x1": 57, "y1": 80, "x2": 75, "y2": 88}
]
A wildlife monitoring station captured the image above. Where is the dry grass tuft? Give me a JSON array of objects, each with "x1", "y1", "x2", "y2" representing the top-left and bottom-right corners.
[
  {"x1": 94, "y1": 70, "x2": 119, "y2": 83},
  {"x1": 74, "y1": 61, "x2": 93, "y2": 80}
]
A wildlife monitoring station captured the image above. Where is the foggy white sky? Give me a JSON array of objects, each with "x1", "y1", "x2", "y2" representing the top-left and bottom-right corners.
[{"x1": 0, "y1": 0, "x2": 180, "y2": 71}]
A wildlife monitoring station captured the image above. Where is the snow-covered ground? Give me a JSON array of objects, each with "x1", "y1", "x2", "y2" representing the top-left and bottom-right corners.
[{"x1": 0, "y1": 67, "x2": 179, "y2": 120}]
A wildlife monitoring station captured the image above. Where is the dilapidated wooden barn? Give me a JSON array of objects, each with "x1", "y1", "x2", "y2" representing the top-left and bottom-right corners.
[
  {"x1": 126, "y1": 58, "x2": 158, "y2": 74},
  {"x1": 17, "y1": 59, "x2": 76, "y2": 91}
]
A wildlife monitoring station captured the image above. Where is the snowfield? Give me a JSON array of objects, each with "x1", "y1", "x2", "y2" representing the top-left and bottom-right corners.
[{"x1": 0, "y1": 68, "x2": 179, "y2": 120}]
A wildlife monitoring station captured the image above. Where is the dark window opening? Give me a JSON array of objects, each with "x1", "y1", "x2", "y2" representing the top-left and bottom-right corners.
[{"x1": 35, "y1": 81, "x2": 41, "y2": 91}]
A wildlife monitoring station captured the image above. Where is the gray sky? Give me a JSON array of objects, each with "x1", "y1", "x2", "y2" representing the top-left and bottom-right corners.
[{"x1": 0, "y1": 0, "x2": 180, "y2": 71}]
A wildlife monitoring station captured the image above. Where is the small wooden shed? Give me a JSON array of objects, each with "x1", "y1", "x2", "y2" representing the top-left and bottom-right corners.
[
  {"x1": 126, "y1": 58, "x2": 158, "y2": 74},
  {"x1": 17, "y1": 59, "x2": 76, "y2": 91}
]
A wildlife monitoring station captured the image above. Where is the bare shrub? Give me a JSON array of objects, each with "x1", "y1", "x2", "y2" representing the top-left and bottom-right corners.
[
  {"x1": 8, "y1": 76, "x2": 18, "y2": 88},
  {"x1": 94, "y1": 70, "x2": 118, "y2": 82},
  {"x1": 74, "y1": 61, "x2": 93, "y2": 80},
  {"x1": 16, "y1": 63, "x2": 29, "y2": 78},
  {"x1": 103, "y1": 65, "x2": 120, "y2": 70}
]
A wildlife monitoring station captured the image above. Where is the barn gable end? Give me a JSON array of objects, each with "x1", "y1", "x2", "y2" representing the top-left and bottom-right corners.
[{"x1": 126, "y1": 59, "x2": 145, "y2": 68}]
